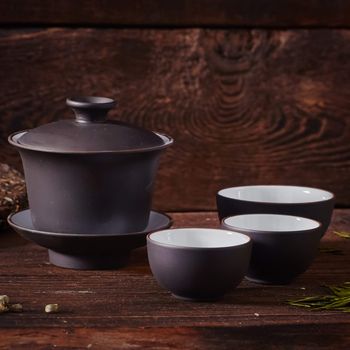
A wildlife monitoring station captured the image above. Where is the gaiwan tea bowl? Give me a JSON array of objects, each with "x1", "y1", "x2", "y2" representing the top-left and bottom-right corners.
[
  {"x1": 147, "y1": 228, "x2": 251, "y2": 301},
  {"x1": 222, "y1": 214, "x2": 322, "y2": 284},
  {"x1": 8, "y1": 96, "x2": 173, "y2": 234},
  {"x1": 217, "y1": 185, "x2": 334, "y2": 237}
]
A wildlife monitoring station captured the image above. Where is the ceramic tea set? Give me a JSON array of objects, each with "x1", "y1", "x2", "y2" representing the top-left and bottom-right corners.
[
  {"x1": 7, "y1": 96, "x2": 173, "y2": 269},
  {"x1": 7, "y1": 96, "x2": 335, "y2": 301},
  {"x1": 148, "y1": 186, "x2": 333, "y2": 300}
]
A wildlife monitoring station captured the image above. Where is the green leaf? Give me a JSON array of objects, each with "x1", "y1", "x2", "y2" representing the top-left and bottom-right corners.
[{"x1": 287, "y1": 283, "x2": 350, "y2": 313}]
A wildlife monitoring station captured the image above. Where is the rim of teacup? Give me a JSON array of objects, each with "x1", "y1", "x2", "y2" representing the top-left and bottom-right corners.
[
  {"x1": 147, "y1": 228, "x2": 251, "y2": 250},
  {"x1": 217, "y1": 185, "x2": 334, "y2": 205},
  {"x1": 222, "y1": 214, "x2": 322, "y2": 235}
]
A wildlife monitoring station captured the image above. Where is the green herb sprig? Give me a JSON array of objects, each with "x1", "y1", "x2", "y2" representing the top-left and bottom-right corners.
[
  {"x1": 334, "y1": 231, "x2": 350, "y2": 239},
  {"x1": 288, "y1": 283, "x2": 350, "y2": 312}
]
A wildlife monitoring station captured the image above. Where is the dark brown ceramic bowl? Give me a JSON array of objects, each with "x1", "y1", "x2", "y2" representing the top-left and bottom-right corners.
[
  {"x1": 8, "y1": 97, "x2": 173, "y2": 234},
  {"x1": 147, "y1": 228, "x2": 251, "y2": 301},
  {"x1": 217, "y1": 186, "x2": 334, "y2": 237},
  {"x1": 222, "y1": 214, "x2": 322, "y2": 284}
]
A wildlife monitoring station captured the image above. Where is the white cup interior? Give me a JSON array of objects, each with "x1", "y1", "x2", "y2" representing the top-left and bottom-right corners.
[
  {"x1": 149, "y1": 228, "x2": 250, "y2": 248},
  {"x1": 224, "y1": 214, "x2": 320, "y2": 232},
  {"x1": 155, "y1": 132, "x2": 173, "y2": 146},
  {"x1": 218, "y1": 185, "x2": 333, "y2": 204}
]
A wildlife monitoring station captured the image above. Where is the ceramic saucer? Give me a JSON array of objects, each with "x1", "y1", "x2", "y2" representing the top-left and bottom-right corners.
[{"x1": 8, "y1": 209, "x2": 172, "y2": 270}]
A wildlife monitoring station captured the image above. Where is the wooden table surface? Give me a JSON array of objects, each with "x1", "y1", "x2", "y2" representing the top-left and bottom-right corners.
[{"x1": 0, "y1": 210, "x2": 349, "y2": 349}]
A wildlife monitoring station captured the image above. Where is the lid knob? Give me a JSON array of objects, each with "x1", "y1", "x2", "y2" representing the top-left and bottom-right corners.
[{"x1": 66, "y1": 96, "x2": 116, "y2": 123}]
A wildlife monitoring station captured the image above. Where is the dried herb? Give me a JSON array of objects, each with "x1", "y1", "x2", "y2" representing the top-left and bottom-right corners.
[
  {"x1": 0, "y1": 295, "x2": 10, "y2": 305},
  {"x1": 0, "y1": 163, "x2": 27, "y2": 230},
  {"x1": 9, "y1": 304, "x2": 23, "y2": 312},
  {"x1": 334, "y1": 231, "x2": 350, "y2": 239},
  {"x1": 0, "y1": 304, "x2": 9, "y2": 313},
  {"x1": 288, "y1": 283, "x2": 350, "y2": 312},
  {"x1": 0, "y1": 295, "x2": 23, "y2": 314},
  {"x1": 45, "y1": 304, "x2": 59, "y2": 313},
  {"x1": 0, "y1": 295, "x2": 10, "y2": 313}
]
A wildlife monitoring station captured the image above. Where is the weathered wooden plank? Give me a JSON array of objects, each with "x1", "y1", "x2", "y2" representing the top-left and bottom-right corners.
[
  {"x1": 0, "y1": 0, "x2": 350, "y2": 27},
  {"x1": 1, "y1": 324, "x2": 350, "y2": 350},
  {"x1": 1, "y1": 29, "x2": 350, "y2": 210},
  {"x1": 0, "y1": 210, "x2": 349, "y2": 332}
]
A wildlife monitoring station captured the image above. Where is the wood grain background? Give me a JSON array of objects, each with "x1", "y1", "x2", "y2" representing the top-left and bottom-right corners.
[
  {"x1": 1, "y1": 0, "x2": 350, "y2": 27},
  {"x1": 1, "y1": 3, "x2": 350, "y2": 211}
]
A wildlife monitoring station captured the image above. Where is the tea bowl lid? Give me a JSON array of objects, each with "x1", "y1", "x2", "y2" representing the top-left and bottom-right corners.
[{"x1": 11, "y1": 96, "x2": 172, "y2": 153}]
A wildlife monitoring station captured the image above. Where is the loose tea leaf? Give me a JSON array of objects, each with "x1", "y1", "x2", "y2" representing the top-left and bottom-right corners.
[
  {"x1": 45, "y1": 304, "x2": 59, "y2": 313},
  {"x1": 0, "y1": 295, "x2": 23, "y2": 314},
  {"x1": 0, "y1": 295, "x2": 11, "y2": 313},
  {"x1": 288, "y1": 283, "x2": 350, "y2": 312},
  {"x1": 0, "y1": 295, "x2": 10, "y2": 305},
  {"x1": 334, "y1": 231, "x2": 350, "y2": 239},
  {"x1": 0, "y1": 303, "x2": 9, "y2": 313},
  {"x1": 9, "y1": 304, "x2": 23, "y2": 312},
  {"x1": 0, "y1": 163, "x2": 27, "y2": 230}
]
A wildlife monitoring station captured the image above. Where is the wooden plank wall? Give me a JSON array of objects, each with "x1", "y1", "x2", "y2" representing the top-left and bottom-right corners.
[
  {"x1": 1, "y1": 0, "x2": 350, "y2": 27},
  {"x1": 1, "y1": 1, "x2": 350, "y2": 211}
]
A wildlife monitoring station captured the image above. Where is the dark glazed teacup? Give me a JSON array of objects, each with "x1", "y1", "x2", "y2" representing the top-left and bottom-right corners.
[
  {"x1": 222, "y1": 214, "x2": 322, "y2": 284},
  {"x1": 217, "y1": 185, "x2": 334, "y2": 237},
  {"x1": 147, "y1": 228, "x2": 251, "y2": 301}
]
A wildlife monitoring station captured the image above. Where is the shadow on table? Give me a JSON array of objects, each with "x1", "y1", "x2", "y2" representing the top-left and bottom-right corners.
[
  {"x1": 193, "y1": 322, "x2": 350, "y2": 349},
  {"x1": 0, "y1": 227, "x2": 28, "y2": 248}
]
